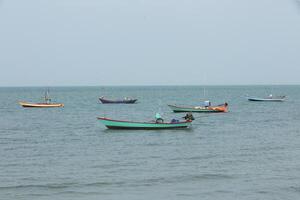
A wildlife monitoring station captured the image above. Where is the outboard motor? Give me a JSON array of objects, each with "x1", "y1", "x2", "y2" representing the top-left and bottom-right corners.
[{"x1": 183, "y1": 113, "x2": 195, "y2": 121}]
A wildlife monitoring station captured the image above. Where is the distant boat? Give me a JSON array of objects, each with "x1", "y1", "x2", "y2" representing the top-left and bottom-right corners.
[
  {"x1": 99, "y1": 96, "x2": 137, "y2": 104},
  {"x1": 97, "y1": 117, "x2": 192, "y2": 130},
  {"x1": 168, "y1": 102, "x2": 228, "y2": 113},
  {"x1": 247, "y1": 95, "x2": 286, "y2": 102},
  {"x1": 19, "y1": 89, "x2": 64, "y2": 108},
  {"x1": 19, "y1": 102, "x2": 64, "y2": 108}
]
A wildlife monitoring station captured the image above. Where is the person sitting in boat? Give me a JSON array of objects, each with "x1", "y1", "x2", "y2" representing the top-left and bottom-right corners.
[
  {"x1": 155, "y1": 113, "x2": 164, "y2": 123},
  {"x1": 46, "y1": 98, "x2": 51, "y2": 104},
  {"x1": 171, "y1": 119, "x2": 179, "y2": 123},
  {"x1": 44, "y1": 96, "x2": 51, "y2": 104},
  {"x1": 269, "y1": 94, "x2": 273, "y2": 99}
]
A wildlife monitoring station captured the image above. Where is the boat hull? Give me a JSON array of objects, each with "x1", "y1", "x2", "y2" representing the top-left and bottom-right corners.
[
  {"x1": 98, "y1": 117, "x2": 192, "y2": 129},
  {"x1": 99, "y1": 98, "x2": 137, "y2": 104},
  {"x1": 168, "y1": 104, "x2": 228, "y2": 113},
  {"x1": 19, "y1": 102, "x2": 64, "y2": 108}
]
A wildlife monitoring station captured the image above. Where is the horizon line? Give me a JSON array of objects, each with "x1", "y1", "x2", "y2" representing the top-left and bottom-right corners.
[{"x1": 0, "y1": 83, "x2": 299, "y2": 88}]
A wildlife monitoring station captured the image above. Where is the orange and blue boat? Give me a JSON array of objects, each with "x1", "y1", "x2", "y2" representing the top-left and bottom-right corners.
[{"x1": 168, "y1": 102, "x2": 228, "y2": 113}]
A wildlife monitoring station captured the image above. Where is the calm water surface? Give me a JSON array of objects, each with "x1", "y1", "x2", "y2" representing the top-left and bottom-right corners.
[{"x1": 0, "y1": 86, "x2": 300, "y2": 200}]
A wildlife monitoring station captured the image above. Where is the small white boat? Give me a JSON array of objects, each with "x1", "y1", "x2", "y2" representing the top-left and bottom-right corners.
[{"x1": 247, "y1": 94, "x2": 286, "y2": 102}]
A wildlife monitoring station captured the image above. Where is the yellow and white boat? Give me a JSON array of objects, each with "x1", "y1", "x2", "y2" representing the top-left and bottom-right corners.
[
  {"x1": 19, "y1": 89, "x2": 64, "y2": 108},
  {"x1": 19, "y1": 101, "x2": 64, "y2": 108}
]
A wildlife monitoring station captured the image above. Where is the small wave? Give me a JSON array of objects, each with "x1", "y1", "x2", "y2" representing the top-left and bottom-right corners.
[
  {"x1": 127, "y1": 173, "x2": 235, "y2": 187},
  {"x1": 288, "y1": 186, "x2": 300, "y2": 193},
  {"x1": 168, "y1": 155, "x2": 217, "y2": 161},
  {"x1": 256, "y1": 190, "x2": 269, "y2": 194},
  {"x1": 176, "y1": 193, "x2": 195, "y2": 197},
  {"x1": 145, "y1": 143, "x2": 161, "y2": 146},
  {"x1": 84, "y1": 181, "x2": 126, "y2": 187},
  {"x1": 54, "y1": 190, "x2": 102, "y2": 196},
  {"x1": 0, "y1": 182, "x2": 78, "y2": 190},
  {"x1": 185, "y1": 174, "x2": 234, "y2": 181}
]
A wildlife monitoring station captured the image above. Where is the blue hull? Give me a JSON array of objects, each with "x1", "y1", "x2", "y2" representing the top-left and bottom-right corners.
[
  {"x1": 99, "y1": 98, "x2": 137, "y2": 104},
  {"x1": 247, "y1": 97, "x2": 285, "y2": 102}
]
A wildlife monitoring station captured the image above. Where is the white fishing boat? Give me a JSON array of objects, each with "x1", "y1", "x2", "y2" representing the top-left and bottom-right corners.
[{"x1": 247, "y1": 94, "x2": 286, "y2": 102}]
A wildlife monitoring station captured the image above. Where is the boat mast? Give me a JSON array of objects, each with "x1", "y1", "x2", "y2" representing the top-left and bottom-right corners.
[
  {"x1": 202, "y1": 72, "x2": 207, "y2": 100},
  {"x1": 45, "y1": 88, "x2": 51, "y2": 103}
]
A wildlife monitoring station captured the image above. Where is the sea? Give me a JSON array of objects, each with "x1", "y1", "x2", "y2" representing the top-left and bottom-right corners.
[{"x1": 0, "y1": 85, "x2": 300, "y2": 200}]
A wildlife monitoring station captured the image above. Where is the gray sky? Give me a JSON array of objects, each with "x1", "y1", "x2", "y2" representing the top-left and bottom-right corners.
[{"x1": 0, "y1": 0, "x2": 299, "y2": 86}]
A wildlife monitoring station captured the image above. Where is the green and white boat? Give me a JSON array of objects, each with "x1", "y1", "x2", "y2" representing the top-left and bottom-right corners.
[{"x1": 97, "y1": 117, "x2": 193, "y2": 130}]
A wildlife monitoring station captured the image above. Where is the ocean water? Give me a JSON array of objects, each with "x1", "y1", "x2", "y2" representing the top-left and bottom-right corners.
[{"x1": 0, "y1": 85, "x2": 300, "y2": 200}]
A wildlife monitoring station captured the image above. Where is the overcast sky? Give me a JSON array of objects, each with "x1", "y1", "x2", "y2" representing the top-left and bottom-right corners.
[{"x1": 0, "y1": 0, "x2": 299, "y2": 86}]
